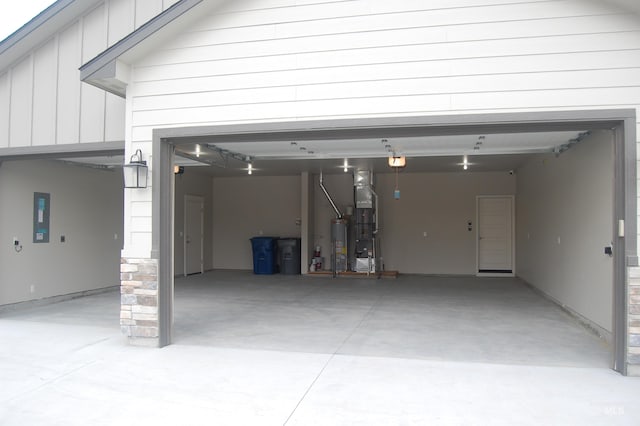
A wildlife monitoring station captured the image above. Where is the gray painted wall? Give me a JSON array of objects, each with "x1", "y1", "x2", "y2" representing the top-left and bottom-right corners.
[
  {"x1": 377, "y1": 171, "x2": 516, "y2": 274},
  {"x1": 174, "y1": 170, "x2": 214, "y2": 275},
  {"x1": 310, "y1": 171, "x2": 516, "y2": 274},
  {"x1": 212, "y1": 175, "x2": 301, "y2": 270},
  {"x1": 0, "y1": 160, "x2": 123, "y2": 305},
  {"x1": 516, "y1": 130, "x2": 614, "y2": 332}
]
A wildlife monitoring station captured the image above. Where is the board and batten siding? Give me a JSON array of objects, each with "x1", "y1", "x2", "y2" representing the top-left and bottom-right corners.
[{"x1": 0, "y1": 0, "x2": 181, "y2": 148}]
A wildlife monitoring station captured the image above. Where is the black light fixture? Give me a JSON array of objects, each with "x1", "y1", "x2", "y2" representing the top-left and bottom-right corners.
[{"x1": 123, "y1": 149, "x2": 148, "y2": 188}]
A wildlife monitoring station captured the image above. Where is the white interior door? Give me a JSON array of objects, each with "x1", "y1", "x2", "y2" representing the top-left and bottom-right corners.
[
  {"x1": 477, "y1": 196, "x2": 514, "y2": 274},
  {"x1": 184, "y1": 195, "x2": 204, "y2": 276}
]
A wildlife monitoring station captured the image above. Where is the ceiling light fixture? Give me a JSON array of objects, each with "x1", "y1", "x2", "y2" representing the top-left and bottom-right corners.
[
  {"x1": 463, "y1": 156, "x2": 469, "y2": 170},
  {"x1": 343, "y1": 159, "x2": 349, "y2": 173},
  {"x1": 388, "y1": 155, "x2": 406, "y2": 168},
  {"x1": 195, "y1": 144, "x2": 201, "y2": 158},
  {"x1": 248, "y1": 163, "x2": 253, "y2": 175}
]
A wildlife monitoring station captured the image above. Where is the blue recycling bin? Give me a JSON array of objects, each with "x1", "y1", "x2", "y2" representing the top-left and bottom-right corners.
[{"x1": 250, "y1": 237, "x2": 278, "y2": 274}]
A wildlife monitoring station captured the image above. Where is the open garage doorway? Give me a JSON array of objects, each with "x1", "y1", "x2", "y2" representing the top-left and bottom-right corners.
[
  {"x1": 0, "y1": 149, "x2": 124, "y2": 314},
  {"x1": 153, "y1": 110, "x2": 636, "y2": 374}
]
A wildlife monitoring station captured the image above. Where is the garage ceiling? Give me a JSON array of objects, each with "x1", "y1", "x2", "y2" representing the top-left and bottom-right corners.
[
  {"x1": 174, "y1": 130, "x2": 587, "y2": 176},
  {"x1": 55, "y1": 129, "x2": 587, "y2": 176}
]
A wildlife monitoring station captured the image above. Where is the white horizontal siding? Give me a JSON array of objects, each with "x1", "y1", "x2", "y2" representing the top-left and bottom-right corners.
[
  {"x1": 129, "y1": 0, "x2": 640, "y2": 137},
  {"x1": 135, "y1": 32, "x2": 640, "y2": 83},
  {"x1": 132, "y1": 49, "x2": 640, "y2": 98},
  {"x1": 186, "y1": 0, "x2": 614, "y2": 34},
  {"x1": 132, "y1": 68, "x2": 640, "y2": 111},
  {"x1": 0, "y1": 0, "x2": 180, "y2": 150}
]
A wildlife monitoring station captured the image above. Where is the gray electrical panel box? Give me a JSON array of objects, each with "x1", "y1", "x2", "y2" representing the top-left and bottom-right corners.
[{"x1": 33, "y1": 192, "x2": 50, "y2": 243}]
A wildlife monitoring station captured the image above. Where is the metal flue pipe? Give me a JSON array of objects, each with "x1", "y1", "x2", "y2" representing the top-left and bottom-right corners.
[{"x1": 319, "y1": 171, "x2": 342, "y2": 219}]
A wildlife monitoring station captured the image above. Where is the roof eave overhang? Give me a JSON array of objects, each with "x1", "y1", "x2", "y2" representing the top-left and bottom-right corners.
[
  {"x1": 80, "y1": 0, "x2": 204, "y2": 98},
  {"x1": 0, "y1": 0, "x2": 103, "y2": 73}
]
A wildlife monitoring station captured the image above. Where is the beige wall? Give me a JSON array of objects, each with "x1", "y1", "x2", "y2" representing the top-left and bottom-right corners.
[
  {"x1": 377, "y1": 171, "x2": 516, "y2": 274},
  {"x1": 174, "y1": 170, "x2": 214, "y2": 275},
  {"x1": 212, "y1": 175, "x2": 301, "y2": 270},
  {"x1": 0, "y1": 160, "x2": 123, "y2": 305},
  {"x1": 311, "y1": 171, "x2": 516, "y2": 274},
  {"x1": 516, "y1": 130, "x2": 614, "y2": 332}
]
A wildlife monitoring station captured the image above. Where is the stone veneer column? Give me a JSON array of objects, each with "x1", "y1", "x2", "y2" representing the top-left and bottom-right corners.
[
  {"x1": 120, "y1": 257, "x2": 160, "y2": 346},
  {"x1": 629, "y1": 266, "x2": 640, "y2": 376}
]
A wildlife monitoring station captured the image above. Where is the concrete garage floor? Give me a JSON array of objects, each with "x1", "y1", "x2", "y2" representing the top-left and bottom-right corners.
[{"x1": 0, "y1": 271, "x2": 639, "y2": 425}]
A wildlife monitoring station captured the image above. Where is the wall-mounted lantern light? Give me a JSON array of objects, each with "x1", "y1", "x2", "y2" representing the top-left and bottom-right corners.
[
  {"x1": 123, "y1": 149, "x2": 148, "y2": 188},
  {"x1": 174, "y1": 165, "x2": 185, "y2": 175}
]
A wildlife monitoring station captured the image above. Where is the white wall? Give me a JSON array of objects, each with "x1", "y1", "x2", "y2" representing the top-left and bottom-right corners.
[
  {"x1": 174, "y1": 170, "x2": 214, "y2": 275},
  {"x1": 516, "y1": 130, "x2": 614, "y2": 332},
  {"x1": 212, "y1": 175, "x2": 301, "y2": 270},
  {"x1": 0, "y1": 160, "x2": 123, "y2": 305},
  {"x1": 123, "y1": 0, "x2": 640, "y2": 256},
  {"x1": 130, "y1": 0, "x2": 640, "y2": 130},
  {"x1": 0, "y1": 0, "x2": 181, "y2": 148}
]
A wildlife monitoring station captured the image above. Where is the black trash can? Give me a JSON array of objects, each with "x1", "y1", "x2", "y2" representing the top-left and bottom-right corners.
[
  {"x1": 250, "y1": 237, "x2": 278, "y2": 274},
  {"x1": 277, "y1": 238, "x2": 301, "y2": 275}
]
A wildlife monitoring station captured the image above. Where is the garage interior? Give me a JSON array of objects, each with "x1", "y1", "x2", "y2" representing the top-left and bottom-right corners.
[
  {"x1": 0, "y1": 155, "x2": 123, "y2": 308},
  {"x1": 160, "y1": 117, "x2": 621, "y2": 368},
  {"x1": 0, "y1": 114, "x2": 625, "y2": 371}
]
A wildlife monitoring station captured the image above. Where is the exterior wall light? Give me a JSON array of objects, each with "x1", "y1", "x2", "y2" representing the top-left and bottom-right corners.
[
  {"x1": 388, "y1": 155, "x2": 406, "y2": 168},
  {"x1": 123, "y1": 149, "x2": 148, "y2": 188},
  {"x1": 174, "y1": 165, "x2": 185, "y2": 175}
]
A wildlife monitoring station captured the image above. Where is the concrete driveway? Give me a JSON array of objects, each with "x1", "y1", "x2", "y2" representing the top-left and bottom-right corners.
[{"x1": 1, "y1": 272, "x2": 639, "y2": 425}]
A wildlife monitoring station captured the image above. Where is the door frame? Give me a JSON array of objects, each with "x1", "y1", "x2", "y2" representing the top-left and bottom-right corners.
[
  {"x1": 476, "y1": 195, "x2": 516, "y2": 277},
  {"x1": 152, "y1": 109, "x2": 636, "y2": 374},
  {"x1": 184, "y1": 194, "x2": 204, "y2": 276}
]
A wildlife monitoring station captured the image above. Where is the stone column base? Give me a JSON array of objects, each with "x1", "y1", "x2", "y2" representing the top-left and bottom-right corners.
[{"x1": 120, "y1": 257, "x2": 159, "y2": 347}]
